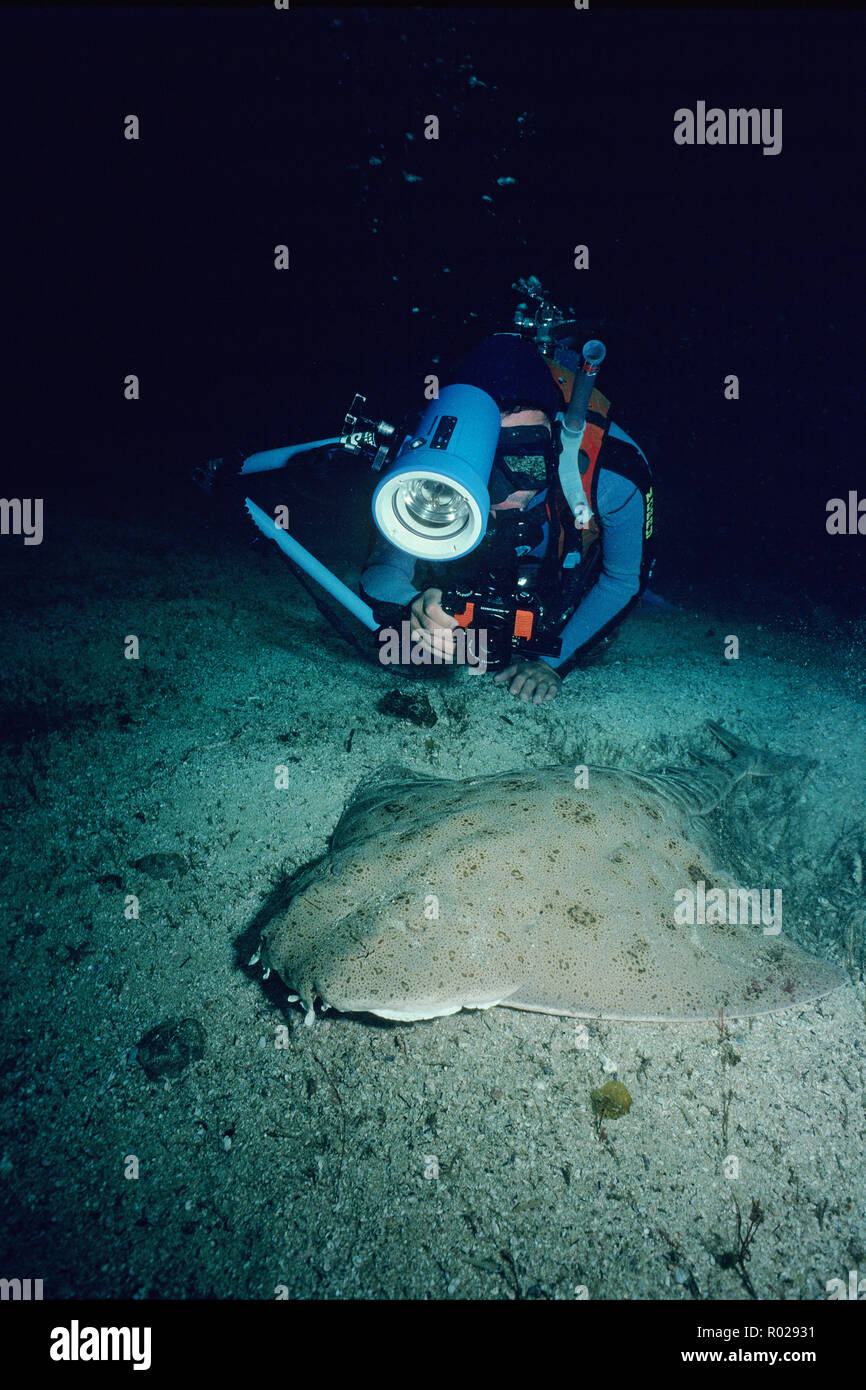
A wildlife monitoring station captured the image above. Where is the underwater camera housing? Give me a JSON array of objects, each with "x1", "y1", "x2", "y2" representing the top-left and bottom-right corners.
[
  {"x1": 439, "y1": 511, "x2": 565, "y2": 670},
  {"x1": 339, "y1": 388, "x2": 570, "y2": 666}
]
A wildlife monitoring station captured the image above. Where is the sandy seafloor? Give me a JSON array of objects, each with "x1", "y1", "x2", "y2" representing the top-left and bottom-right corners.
[{"x1": 1, "y1": 473, "x2": 864, "y2": 1303}]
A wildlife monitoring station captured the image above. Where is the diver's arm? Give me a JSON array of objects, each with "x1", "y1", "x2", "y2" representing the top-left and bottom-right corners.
[
  {"x1": 538, "y1": 470, "x2": 645, "y2": 670},
  {"x1": 359, "y1": 531, "x2": 420, "y2": 611},
  {"x1": 360, "y1": 534, "x2": 458, "y2": 658}
]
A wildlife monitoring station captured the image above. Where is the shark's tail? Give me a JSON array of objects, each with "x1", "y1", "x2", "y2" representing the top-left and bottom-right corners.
[
  {"x1": 646, "y1": 722, "x2": 816, "y2": 817},
  {"x1": 704, "y1": 721, "x2": 816, "y2": 779}
]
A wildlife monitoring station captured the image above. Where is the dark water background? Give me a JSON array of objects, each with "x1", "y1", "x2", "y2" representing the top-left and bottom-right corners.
[{"x1": 6, "y1": 5, "x2": 865, "y2": 604}]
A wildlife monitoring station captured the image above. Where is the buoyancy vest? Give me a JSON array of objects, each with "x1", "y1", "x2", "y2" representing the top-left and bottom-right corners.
[
  {"x1": 537, "y1": 355, "x2": 655, "y2": 616},
  {"x1": 543, "y1": 356, "x2": 611, "y2": 572}
]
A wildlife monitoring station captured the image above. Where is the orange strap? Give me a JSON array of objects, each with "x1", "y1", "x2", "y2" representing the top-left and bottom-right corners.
[{"x1": 544, "y1": 356, "x2": 610, "y2": 558}]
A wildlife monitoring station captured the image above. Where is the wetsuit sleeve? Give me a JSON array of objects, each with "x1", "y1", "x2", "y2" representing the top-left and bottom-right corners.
[
  {"x1": 538, "y1": 469, "x2": 645, "y2": 670},
  {"x1": 359, "y1": 531, "x2": 421, "y2": 612}
]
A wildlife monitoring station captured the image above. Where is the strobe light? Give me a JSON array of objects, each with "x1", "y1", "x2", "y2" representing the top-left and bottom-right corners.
[{"x1": 372, "y1": 384, "x2": 501, "y2": 561}]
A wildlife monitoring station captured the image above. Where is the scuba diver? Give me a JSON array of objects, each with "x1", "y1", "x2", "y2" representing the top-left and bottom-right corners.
[
  {"x1": 358, "y1": 331, "x2": 655, "y2": 703},
  {"x1": 198, "y1": 283, "x2": 655, "y2": 701}
]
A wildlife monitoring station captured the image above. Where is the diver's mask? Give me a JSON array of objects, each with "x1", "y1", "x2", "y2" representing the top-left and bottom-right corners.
[{"x1": 495, "y1": 422, "x2": 559, "y2": 492}]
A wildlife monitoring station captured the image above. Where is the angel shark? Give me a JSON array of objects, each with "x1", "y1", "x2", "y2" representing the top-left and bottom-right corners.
[{"x1": 256, "y1": 723, "x2": 847, "y2": 1025}]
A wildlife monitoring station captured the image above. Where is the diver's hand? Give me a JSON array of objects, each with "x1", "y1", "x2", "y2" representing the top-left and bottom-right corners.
[
  {"x1": 494, "y1": 659, "x2": 562, "y2": 703},
  {"x1": 409, "y1": 587, "x2": 459, "y2": 662}
]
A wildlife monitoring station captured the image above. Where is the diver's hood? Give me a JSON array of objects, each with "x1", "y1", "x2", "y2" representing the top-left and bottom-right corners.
[
  {"x1": 452, "y1": 332, "x2": 565, "y2": 494},
  {"x1": 452, "y1": 332, "x2": 566, "y2": 425}
]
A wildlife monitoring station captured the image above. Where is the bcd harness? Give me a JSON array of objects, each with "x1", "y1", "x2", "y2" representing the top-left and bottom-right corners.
[{"x1": 540, "y1": 356, "x2": 654, "y2": 606}]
